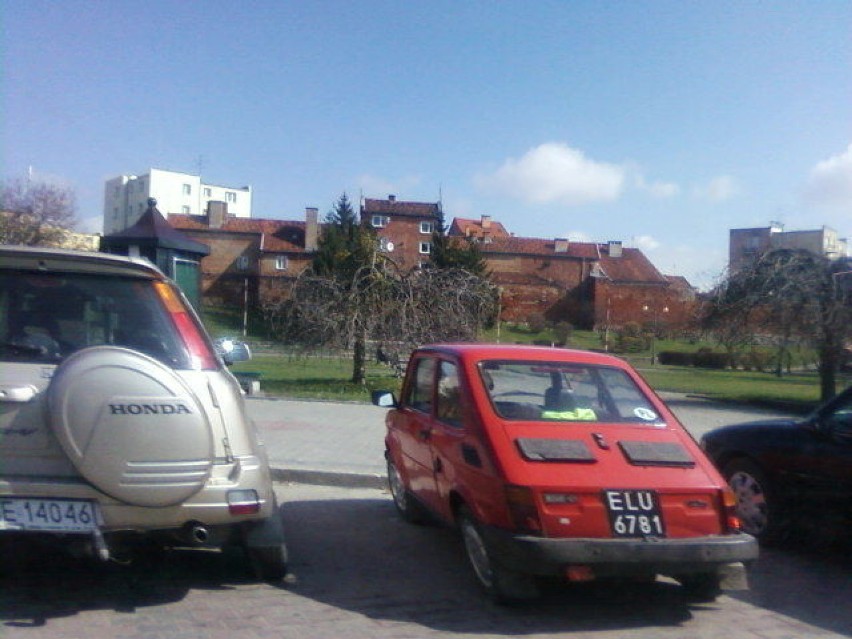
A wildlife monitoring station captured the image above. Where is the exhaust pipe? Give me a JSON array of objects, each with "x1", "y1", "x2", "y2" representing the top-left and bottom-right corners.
[{"x1": 182, "y1": 521, "x2": 209, "y2": 545}]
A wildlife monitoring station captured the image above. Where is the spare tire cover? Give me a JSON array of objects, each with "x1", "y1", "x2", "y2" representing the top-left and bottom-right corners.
[{"x1": 48, "y1": 346, "x2": 214, "y2": 507}]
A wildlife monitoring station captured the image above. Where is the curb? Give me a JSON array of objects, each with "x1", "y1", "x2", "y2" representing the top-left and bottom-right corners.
[{"x1": 270, "y1": 467, "x2": 387, "y2": 490}]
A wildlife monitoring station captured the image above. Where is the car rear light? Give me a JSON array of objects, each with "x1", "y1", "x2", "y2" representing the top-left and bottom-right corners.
[
  {"x1": 505, "y1": 485, "x2": 542, "y2": 534},
  {"x1": 153, "y1": 281, "x2": 217, "y2": 370},
  {"x1": 721, "y1": 487, "x2": 742, "y2": 532},
  {"x1": 566, "y1": 564, "x2": 595, "y2": 582},
  {"x1": 228, "y1": 489, "x2": 261, "y2": 515}
]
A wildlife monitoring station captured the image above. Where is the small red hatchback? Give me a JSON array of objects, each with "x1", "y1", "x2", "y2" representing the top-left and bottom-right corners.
[{"x1": 373, "y1": 344, "x2": 758, "y2": 603}]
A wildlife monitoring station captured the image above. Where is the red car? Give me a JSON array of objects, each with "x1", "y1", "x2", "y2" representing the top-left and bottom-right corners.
[{"x1": 373, "y1": 344, "x2": 757, "y2": 603}]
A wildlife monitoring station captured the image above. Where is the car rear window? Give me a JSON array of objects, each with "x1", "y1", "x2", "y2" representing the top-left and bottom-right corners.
[
  {"x1": 0, "y1": 270, "x2": 206, "y2": 370},
  {"x1": 478, "y1": 360, "x2": 663, "y2": 425}
]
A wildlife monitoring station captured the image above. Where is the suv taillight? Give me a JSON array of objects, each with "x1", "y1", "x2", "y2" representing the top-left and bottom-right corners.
[
  {"x1": 154, "y1": 281, "x2": 217, "y2": 370},
  {"x1": 505, "y1": 485, "x2": 542, "y2": 534}
]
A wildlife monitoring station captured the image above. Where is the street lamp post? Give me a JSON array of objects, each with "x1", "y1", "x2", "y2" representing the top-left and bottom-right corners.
[{"x1": 642, "y1": 304, "x2": 669, "y2": 366}]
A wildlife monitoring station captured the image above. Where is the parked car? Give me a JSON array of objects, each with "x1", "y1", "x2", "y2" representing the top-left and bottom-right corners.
[
  {"x1": 700, "y1": 385, "x2": 852, "y2": 545},
  {"x1": 0, "y1": 246, "x2": 287, "y2": 579},
  {"x1": 372, "y1": 344, "x2": 757, "y2": 603}
]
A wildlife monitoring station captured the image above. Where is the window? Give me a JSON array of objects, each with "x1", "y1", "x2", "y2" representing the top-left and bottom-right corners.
[
  {"x1": 237, "y1": 256, "x2": 249, "y2": 270},
  {"x1": 226, "y1": 191, "x2": 237, "y2": 203},
  {"x1": 204, "y1": 187, "x2": 212, "y2": 197},
  {"x1": 371, "y1": 215, "x2": 389, "y2": 228},
  {"x1": 275, "y1": 256, "x2": 288, "y2": 270},
  {"x1": 419, "y1": 242, "x2": 431, "y2": 255},
  {"x1": 181, "y1": 206, "x2": 190, "y2": 214},
  {"x1": 113, "y1": 207, "x2": 119, "y2": 219},
  {"x1": 182, "y1": 183, "x2": 191, "y2": 195},
  {"x1": 479, "y1": 360, "x2": 661, "y2": 424},
  {"x1": 406, "y1": 357, "x2": 436, "y2": 413},
  {"x1": 420, "y1": 221, "x2": 433, "y2": 234},
  {"x1": 436, "y1": 360, "x2": 462, "y2": 427}
]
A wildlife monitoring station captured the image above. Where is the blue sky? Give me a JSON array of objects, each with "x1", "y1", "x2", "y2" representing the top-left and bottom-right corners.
[{"x1": 2, "y1": 0, "x2": 850, "y2": 289}]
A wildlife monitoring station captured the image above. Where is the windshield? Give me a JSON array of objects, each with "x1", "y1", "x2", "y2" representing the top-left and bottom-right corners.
[
  {"x1": 478, "y1": 360, "x2": 663, "y2": 425},
  {"x1": 0, "y1": 270, "x2": 195, "y2": 369}
]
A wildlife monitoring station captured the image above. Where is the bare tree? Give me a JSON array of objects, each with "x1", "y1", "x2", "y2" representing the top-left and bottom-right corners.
[
  {"x1": 0, "y1": 177, "x2": 77, "y2": 246},
  {"x1": 706, "y1": 249, "x2": 851, "y2": 400},
  {"x1": 262, "y1": 265, "x2": 498, "y2": 381}
]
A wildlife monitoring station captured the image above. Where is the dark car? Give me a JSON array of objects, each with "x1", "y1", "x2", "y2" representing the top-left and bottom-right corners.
[{"x1": 700, "y1": 386, "x2": 852, "y2": 544}]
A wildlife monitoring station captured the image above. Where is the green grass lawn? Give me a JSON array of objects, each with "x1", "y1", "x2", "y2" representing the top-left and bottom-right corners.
[{"x1": 206, "y1": 307, "x2": 847, "y2": 409}]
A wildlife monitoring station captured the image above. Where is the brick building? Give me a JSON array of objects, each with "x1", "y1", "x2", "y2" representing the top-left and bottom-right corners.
[
  {"x1": 168, "y1": 204, "x2": 319, "y2": 307},
  {"x1": 472, "y1": 233, "x2": 694, "y2": 331},
  {"x1": 162, "y1": 194, "x2": 694, "y2": 332},
  {"x1": 361, "y1": 196, "x2": 442, "y2": 271}
]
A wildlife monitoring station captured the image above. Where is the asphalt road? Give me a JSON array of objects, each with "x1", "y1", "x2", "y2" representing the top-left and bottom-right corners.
[
  {"x1": 2, "y1": 482, "x2": 850, "y2": 639},
  {"x1": 3, "y1": 396, "x2": 846, "y2": 639}
]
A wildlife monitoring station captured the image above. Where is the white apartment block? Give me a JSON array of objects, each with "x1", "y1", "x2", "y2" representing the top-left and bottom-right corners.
[{"x1": 103, "y1": 168, "x2": 252, "y2": 233}]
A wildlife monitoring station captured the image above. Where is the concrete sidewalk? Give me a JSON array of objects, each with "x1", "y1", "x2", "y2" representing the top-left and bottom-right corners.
[
  {"x1": 249, "y1": 393, "x2": 796, "y2": 490},
  {"x1": 248, "y1": 397, "x2": 389, "y2": 489}
]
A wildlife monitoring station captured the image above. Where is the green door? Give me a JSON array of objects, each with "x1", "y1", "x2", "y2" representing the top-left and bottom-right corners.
[{"x1": 173, "y1": 258, "x2": 201, "y2": 310}]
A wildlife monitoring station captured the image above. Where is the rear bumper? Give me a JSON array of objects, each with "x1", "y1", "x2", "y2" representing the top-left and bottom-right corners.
[
  {"x1": 0, "y1": 455, "x2": 275, "y2": 533},
  {"x1": 482, "y1": 525, "x2": 759, "y2": 580}
]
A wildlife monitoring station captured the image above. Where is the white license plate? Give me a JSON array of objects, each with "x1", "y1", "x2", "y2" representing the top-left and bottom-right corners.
[{"x1": 0, "y1": 498, "x2": 103, "y2": 533}]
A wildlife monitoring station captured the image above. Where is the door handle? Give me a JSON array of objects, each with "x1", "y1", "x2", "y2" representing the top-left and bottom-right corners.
[{"x1": 0, "y1": 385, "x2": 38, "y2": 403}]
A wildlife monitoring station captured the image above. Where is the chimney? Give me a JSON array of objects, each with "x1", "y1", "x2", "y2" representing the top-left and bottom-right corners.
[
  {"x1": 388, "y1": 194, "x2": 396, "y2": 202},
  {"x1": 608, "y1": 240, "x2": 623, "y2": 258},
  {"x1": 554, "y1": 238, "x2": 569, "y2": 253},
  {"x1": 481, "y1": 214, "x2": 492, "y2": 230},
  {"x1": 305, "y1": 207, "x2": 319, "y2": 252},
  {"x1": 207, "y1": 200, "x2": 228, "y2": 228}
]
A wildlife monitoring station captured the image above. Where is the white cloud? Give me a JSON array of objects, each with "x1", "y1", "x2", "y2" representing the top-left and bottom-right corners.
[
  {"x1": 634, "y1": 234, "x2": 660, "y2": 251},
  {"x1": 475, "y1": 143, "x2": 625, "y2": 206},
  {"x1": 804, "y1": 143, "x2": 852, "y2": 210},
  {"x1": 693, "y1": 175, "x2": 738, "y2": 202},
  {"x1": 565, "y1": 230, "x2": 592, "y2": 242},
  {"x1": 635, "y1": 176, "x2": 680, "y2": 199}
]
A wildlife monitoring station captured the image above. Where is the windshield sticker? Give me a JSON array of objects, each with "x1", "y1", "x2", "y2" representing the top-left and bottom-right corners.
[{"x1": 633, "y1": 407, "x2": 658, "y2": 421}]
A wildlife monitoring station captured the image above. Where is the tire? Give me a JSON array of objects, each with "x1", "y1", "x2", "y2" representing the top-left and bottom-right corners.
[
  {"x1": 724, "y1": 457, "x2": 787, "y2": 544},
  {"x1": 387, "y1": 458, "x2": 427, "y2": 524},
  {"x1": 678, "y1": 572, "x2": 722, "y2": 603},
  {"x1": 247, "y1": 543, "x2": 289, "y2": 582},
  {"x1": 457, "y1": 506, "x2": 539, "y2": 604}
]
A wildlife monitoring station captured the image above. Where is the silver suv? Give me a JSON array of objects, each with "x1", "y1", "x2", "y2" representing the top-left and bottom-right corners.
[{"x1": 0, "y1": 245, "x2": 287, "y2": 579}]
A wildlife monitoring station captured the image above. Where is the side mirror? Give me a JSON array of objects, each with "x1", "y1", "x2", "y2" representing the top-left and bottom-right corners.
[
  {"x1": 371, "y1": 390, "x2": 397, "y2": 408},
  {"x1": 216, "y1": 338, "x2": 252, "y2": 365}
]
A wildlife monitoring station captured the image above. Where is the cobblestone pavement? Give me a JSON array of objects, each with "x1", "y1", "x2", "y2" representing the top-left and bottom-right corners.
[{"x1": 2, "y1": 483, "x2": 849, "y2": 639}]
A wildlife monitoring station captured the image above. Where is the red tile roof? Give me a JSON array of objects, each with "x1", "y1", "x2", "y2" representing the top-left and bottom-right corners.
[
  {"x1": 361, "y1": 198, "x2": 441, "y2": 219},
  {"x1": 169, "y1": 214, "x2": 313, "y2": 253},
  {"x1": 482, "y1": 236, "x2": 666, "y2": 284},
  {"x1": 449, "y1": 217, "x2": 511, "y2": 238}
]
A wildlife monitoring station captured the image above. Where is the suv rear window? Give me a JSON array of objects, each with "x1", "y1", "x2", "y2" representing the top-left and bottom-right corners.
[
  {"x1": 0, "y1": 270, "x2": 197, "y2": 369},
  {"x1": 479, "y1": 360, "x2": 663, "y2": 424}
]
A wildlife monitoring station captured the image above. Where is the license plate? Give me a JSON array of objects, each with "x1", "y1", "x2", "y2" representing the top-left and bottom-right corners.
[
  {"x1": 0, "y1": 498, "x2": 103, "y2": 533},
  {"x1": 603, "y1": 489, "x2": 666, "y2": 538}
]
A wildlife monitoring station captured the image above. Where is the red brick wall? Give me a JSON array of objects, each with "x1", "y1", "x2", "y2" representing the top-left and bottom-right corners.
[{"x1": 378, "y1": 217, "x2": 434, "y2": 271}]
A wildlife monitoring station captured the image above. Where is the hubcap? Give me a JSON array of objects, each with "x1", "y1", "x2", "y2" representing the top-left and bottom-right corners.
[
  {"x1": 388, "y1": 462, "x2": 407, "y2": 512},
  {"x1": 729, "y1": 471, "x2": 769, "y2": 535},
  {"x1": 461, "y1": 518, "x2": 494, "y2": 588}
]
